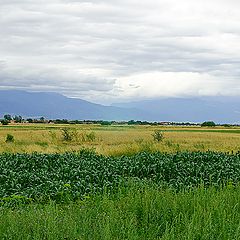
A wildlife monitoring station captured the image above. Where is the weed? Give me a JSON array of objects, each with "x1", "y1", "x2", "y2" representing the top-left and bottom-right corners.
[
  {"x1": 152, "y1": 130, "x2": 164, "y2": 142},
  {"x1": 85, "y1": 131, "x2": 96, "y2": 142},
  {"x1": 5, "y1": 134, "x2": 14, "y2": 143},
  {"x1": 61, "y1": 128, "x2": 77, "y2": 142}
]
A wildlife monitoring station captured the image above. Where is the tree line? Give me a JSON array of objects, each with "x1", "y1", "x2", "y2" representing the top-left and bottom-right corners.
[{"x1": 0, "y1": 114, "x2": 238, "y2": 127}]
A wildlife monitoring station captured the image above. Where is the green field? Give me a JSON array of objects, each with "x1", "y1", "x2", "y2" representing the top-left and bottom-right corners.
[{"x1": 1, "y1": 124, "x2": 240, "y2": 239}]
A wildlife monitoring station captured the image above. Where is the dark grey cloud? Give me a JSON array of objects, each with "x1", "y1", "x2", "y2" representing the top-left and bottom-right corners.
[{"x1": 0, "y1": 0, "x2": 240, "y2": 103}]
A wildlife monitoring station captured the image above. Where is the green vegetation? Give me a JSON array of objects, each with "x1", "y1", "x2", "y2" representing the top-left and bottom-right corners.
[
  {"x1": 152, "y1": 129, "x2": 164, "y2": 142},
  {"x1": 3, "y1": 114, "x2": 12, "y2": 121},
  {"x1": 61, "y1": 127, "x2": 76, "y2": 142},
  {"x1": 1, "y1": 150, "x2": 240, "y2": 204},
  {"x1": 1, "y1": 182, "x2": 240, "y2": 239},
  {"x1": 0, "y1": 119, "x2": 9, "y2": 125},
  {"x1": 201, "y1": 121, "x2": 216, "y2": 127},
  {"x1": 5, "y1": 134, "x2": 14, "y2": 143},
  {"x1": 1, "y1": 124, "x2": 240, "y2": 239}
]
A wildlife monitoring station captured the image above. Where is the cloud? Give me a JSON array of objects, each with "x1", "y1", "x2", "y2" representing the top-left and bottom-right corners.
[{"x1": 0, "y1": 0, "x2": 240, "y2": 103}]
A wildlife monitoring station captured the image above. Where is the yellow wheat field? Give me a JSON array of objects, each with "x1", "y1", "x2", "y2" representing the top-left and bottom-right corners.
[{"x1": 0, "y1": 124, "x2": 239, "y2": 155}]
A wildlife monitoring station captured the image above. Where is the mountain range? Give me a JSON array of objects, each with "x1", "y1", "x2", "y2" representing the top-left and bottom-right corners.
[
  {"x1": 0, "y1": 90, "x2": 142, "y2": 120},
  {"x1": 0, "y1": 90, "x2": 239, "y2": 123},
  {"x1": 112, "y1": 96, "x2": 240, "y2": 123}
]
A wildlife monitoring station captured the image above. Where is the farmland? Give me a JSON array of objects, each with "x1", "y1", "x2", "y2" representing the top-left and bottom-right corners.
[
  {"x1": 1, "y1": 124, "x2": 240, "y2": 239},
  {"x1": 0, "y1": 124, "x2": 240, "y2": 155}
]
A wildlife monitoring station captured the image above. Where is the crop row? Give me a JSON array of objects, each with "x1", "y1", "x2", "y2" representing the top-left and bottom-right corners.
[{"x1": 0, "y1": 150, "x2": 240, "y2": 203}]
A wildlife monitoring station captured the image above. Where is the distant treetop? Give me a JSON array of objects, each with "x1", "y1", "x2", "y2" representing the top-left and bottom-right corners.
[{"x1": 201, "y1": 121, "x2": 216, "y2": 127}]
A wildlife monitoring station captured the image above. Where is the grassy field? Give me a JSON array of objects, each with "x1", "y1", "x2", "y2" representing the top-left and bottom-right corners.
[
  {"x1": 0, "y1": 123, "x2": 240, "y2": 155},
  {"x1": 1, "y1": 123, "x2": 240, "y2": 239},
  {"x1": 1, "y1": 183, "x2": 240, "y2": 240}
]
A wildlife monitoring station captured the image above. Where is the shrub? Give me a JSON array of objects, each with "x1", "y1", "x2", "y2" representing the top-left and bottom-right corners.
[
  {"x1": 152, "y1": 130, "x2": 164, "y2": 142},
  {"x1": 61, "y1": 128, "x2": 76, "y2": 142},
  {"x1": 6, "y1": 134, "x2": 14, "y2": 143}
]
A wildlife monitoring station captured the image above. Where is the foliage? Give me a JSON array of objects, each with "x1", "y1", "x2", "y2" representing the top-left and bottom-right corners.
[
  {"x1": 201, "y1": 121, "x2": 216, "y2": 127},
  {"x1": 1, "y1": 184, "x2": 240, "y2": 239},
  {"x1": 1, "y1": 119, "x2": 9, "y2": 125},
  {"x1": 5, "y1": 134, "x2": 14, "y2": 143},
  {"x1": 100, "y1": 121, "x2": 112, "y2": 126},
  {"x1": 1, "y1": 150, "x2": 240, "y2": 203},
  {"x1": 61, "y1": 128, "x2": 77, "y2": 142},
  {"x1": 152, "y1": 129, "x2": 164, "y2": 142},
  {"x1": 26, "y1": 118, "x2": 33, "y2": 123},
  {"x1": 13, "y1": 115, "x2": 23, "y2": 123},
  {"x1": 4, "y1": 114, "x2": 12, "y2": 121}
]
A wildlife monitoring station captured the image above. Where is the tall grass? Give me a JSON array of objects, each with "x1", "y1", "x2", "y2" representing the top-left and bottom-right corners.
[{"x1": 1, "y1": 182, "x2": 240, "y2": 239}]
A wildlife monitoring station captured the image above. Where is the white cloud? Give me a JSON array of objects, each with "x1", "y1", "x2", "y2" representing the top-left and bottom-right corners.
[
  {"x1": 111, "y1": 71, "x2": 226, "y2": 100},
  {"x1": 0, "y1": 0, "x2": 240, "y2": 103}
]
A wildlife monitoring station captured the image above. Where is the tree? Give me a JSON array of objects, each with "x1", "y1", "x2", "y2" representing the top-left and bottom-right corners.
[
  {"x1": 4, "y1": 114, "x2": 12, "y2": 121},
  {"x1": 201, "y1": 121, "x2": 216, "y2": 127},
  {"x1": 100, "y1": 121, "x2": 112, "y2": 126},
  {"x1": 128, "y1": 120, "x2": 136, "y2": 125},
  {"x1": 40, "y1": 117, "x2": 45, "y2": 122},
  {"x1": 1, "y1": 119, "x2": 9, "y2": 125},
  {"x1": 26, "y1": 118, "x2": 33, "y2": 123},
  {"x1": 13, "y1": 115, "x2": 23, "y2": 123}
]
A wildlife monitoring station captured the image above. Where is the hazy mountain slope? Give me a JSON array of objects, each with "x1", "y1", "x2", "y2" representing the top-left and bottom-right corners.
[
  {"x1": 0, "y1": 90, "x2": 142, "y2": 120},
  {"x1": 112, "y1": 97, "x2": 240, "y2": 123},
  {"x1": 0, "y1": 91, "x2": 239, "y2": 123}
]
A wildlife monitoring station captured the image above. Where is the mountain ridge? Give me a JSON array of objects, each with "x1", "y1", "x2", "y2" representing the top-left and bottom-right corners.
[
  {"x1": 0, "y1": 90, "x2": 239, "y2": 123},
  {"x1": 112, "y1": 96, "x2": 240, "y2": 123},
  {"x1": 0, "y1": 90, "x2": 142, "y2": 121}
]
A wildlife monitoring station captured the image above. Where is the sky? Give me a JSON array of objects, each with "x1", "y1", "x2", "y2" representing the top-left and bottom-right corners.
[{"x1": 0, "y1": 0, "x2": 240, "y2": 104}]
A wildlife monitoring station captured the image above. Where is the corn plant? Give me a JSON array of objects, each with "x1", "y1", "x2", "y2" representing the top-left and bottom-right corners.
[{"x1": 1, "y1": 150, "x2": 240, "y2": 204}]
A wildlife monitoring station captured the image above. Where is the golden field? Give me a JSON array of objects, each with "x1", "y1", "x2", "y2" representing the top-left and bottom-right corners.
[{"x1": 0, "y1": 123, "x2": 240, "y2": 155}]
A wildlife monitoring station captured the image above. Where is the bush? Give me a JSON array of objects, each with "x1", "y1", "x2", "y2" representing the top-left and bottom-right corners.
[
  {"x1": 6, "y1": 134, "x2": 14, "y2": 143},
  {"x1": 152, "y1": 130, "x2": 164, "y2": 142},
  {"x1": 61, "y1": 128, "x2": 76, "y2": 142}
]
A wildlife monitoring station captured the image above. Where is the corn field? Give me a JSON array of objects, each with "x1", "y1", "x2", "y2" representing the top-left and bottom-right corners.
[{"x1": 1, "y1": 150, "x2": 240, "y2": 204}]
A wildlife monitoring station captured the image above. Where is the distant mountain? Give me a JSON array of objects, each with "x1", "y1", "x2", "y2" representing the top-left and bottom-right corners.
[
  {"x1": 0, "y1": 90, "x2": 142, "y2": 120},
  {"x1": 112, "y1": 96, "x2": 240, "y2": 124},
  {"x1": 0, "y1": 90, "x2": 239, "y2": 123}
]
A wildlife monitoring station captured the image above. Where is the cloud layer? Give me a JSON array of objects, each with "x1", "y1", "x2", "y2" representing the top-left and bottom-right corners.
[{"x1": 0, "y1": 0, "x2": 240, "y2": 103}]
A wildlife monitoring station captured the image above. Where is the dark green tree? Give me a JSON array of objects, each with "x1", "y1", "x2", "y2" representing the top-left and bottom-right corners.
[
  {"x1": 201, "y1": 121, "x2": 216, "y2": 127},
  {"x1": 1, "y1": 119, "x2": 9, "y2": 125},
  {"x1": 13, "y1": 115, "x2": 23, "y2": 123},
  {"x1": 26, "y1": 118, "x2": 33, "y2": 123},
  {"x1": 4, "y1": 114, "x2": 12, "y2": 121}
]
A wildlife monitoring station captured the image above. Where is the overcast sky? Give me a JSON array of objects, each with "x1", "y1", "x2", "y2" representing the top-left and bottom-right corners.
[{"x1": 0, "y1": 0, "x2": 240, "y2": 104}]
